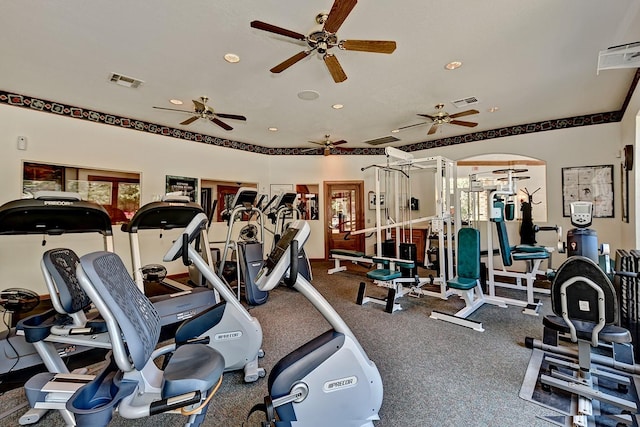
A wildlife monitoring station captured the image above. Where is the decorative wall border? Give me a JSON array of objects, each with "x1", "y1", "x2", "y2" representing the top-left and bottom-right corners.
[{"x1": 1, "y1": 70, "x2": 638, "y2": 156}]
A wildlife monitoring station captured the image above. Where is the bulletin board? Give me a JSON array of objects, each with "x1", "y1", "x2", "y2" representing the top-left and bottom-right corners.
[{"x1": 561, "y1": 164, "x2": 614, "y2": 218}]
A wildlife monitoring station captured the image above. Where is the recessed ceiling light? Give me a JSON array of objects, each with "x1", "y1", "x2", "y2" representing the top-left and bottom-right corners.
[
  {"x1": 224, "y1": 53, "x2": 240, "y2": 63},
  {"x1": 297, "y1": 90, "x2": 320, "y2": 101},
  {"x1": 488, "y1": 106, "x2": 500, "y2": 113},
  {"x1": 268, "y1": 127, "x2": 278, "y2": 132},
  {"x1": 445, "y1": 61, "x2": 463, "y2": 70},
  {"x1": 332, "y1": 103, "x2": 344, "y2": 109},
  {"x1": 169, "y1": 99, "x2": 183, "y2": 105},
  {"x1": 391, "y1": 129, "x2": 400, "y2": 133}
]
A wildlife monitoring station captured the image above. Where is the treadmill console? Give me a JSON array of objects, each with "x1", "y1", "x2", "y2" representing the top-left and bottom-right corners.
[{"x1": 570, "y1": 201, "x2": 593, "y2": 228}]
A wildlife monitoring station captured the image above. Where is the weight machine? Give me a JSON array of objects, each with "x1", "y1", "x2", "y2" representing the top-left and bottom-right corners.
[
  {"x1": 483, "y1": 168, "x2": 555, "y2": 315},
  {"x1": 353, "y1": 148, "x2": 460, "y2": 312}
]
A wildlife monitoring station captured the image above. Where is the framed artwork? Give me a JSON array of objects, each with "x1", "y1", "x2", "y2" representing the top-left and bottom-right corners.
[
  {"x1": 22, "y1": 162, "x2": 64, "y2": 194},
  {"x1": 166, "y1": 175, "x2": 198, "y2": 202},
  {"x1": 561, "y1": 165, "x2": 614, "y2": 218},
  {"x1": 270, "y1": 184, "x2": 293, "y2": 200}
]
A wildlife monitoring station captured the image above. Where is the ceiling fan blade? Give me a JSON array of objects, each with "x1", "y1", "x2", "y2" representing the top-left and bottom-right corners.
[
  {"x1": 428, "y1": 124, "x2": 439, "y2": 135},
  {"x1": 215, "y1": 113, "x2": 247, "y2": 121},
  {"x1": 211, "y1": 117, "x2": 233, "y2": 131},
  {"x1": 341, "y1": 40, "x2": 396, "y2": 54},
  {"x1": 250, "y1": 20, "x2": 306, "y2": 41},
  {"x1": 323, "y1": 0, "x2": 358, "y2": 34},
  {"x1": 324, "y1": 54, "x2": 347, "y2": 83},
  {"x1": 192, "y1": 99, "x2": 206, "y2": 110},
  {"x1": 417, "y1": 113, "x2": 437, "y2": 121},
  {"x1": 450, "y1": 120, "x2": 478, "y2": 128},
  {"x1": 331, "y1": 140, "x2": 348, "y2": 146},
  {"x1": 180, "y1": 116, "x2": 199, "y2": 126},
  {"x1": 308, "y1": 141, "x2": 327, "y2": 147},
  {"x1": 301, "y1": 147, "x2": 320, "y2": 153},
  {"x1": 397, "y1": 122, "x2": 428, "y2": 131},
  {"x1": 270, "y1": 51, "x2": 310, "y2": 73},
  {"x1": 153, "y1": 106, "x2": 191, "y2": 113},
  {"x1": 449, "y1": 109, "x2": 479, "y2": 119}
]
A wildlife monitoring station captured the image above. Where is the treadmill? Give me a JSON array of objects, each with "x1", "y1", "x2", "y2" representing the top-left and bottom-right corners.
[
  {"x1": 0, "y1": 192, "x2": 112, "y2": 388},
  {"x1": 120, "y1": 195, "x2": 218, "y2": 320}
]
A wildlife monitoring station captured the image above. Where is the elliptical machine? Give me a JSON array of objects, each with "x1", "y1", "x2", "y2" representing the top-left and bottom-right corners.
[
  {"x1": 218, "y1": 187, "x2": 269, "y2": 305},
  {"x1": 262, "y1": 192, "x2": 313, "y2": 282},
  {"x1": 250, "y1": 219, "x2": 383, "y2": 427}
]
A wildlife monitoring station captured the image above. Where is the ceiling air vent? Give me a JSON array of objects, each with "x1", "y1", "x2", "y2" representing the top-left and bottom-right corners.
[
  {"x1": 363, "y1": 135, "x2": 400, "y2": 146},
  {"x1": 109, "y1": 72, "x2": 144, "y2": 88},
  {"x1": 451, "y1": 96, "x2": 478, "y2": 108},
  {"x1": 597, "y1": 41, "x2": 640, "y2": 74}
]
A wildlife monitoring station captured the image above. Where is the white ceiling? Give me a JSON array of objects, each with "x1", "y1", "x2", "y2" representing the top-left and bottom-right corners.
[{"x1": 2, "y1": 0, "x2": 640, "y2": 152}]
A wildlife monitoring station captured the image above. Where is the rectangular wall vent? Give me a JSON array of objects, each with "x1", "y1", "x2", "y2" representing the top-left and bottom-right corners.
[
  {"x1": 451, "y1": 96, "x2": 479, "y2": 108},
  {"x1": 363, "y1": 135, "x2": 400, "y2": 146},
  {"x1": 109, "y1": 72, "x2": 144, "y2": 88},
  {"x1": 597, "y1": 41, "x2": 640, "y2": 74}
]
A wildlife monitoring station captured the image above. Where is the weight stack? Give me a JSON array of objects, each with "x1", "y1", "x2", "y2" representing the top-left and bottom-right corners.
[
  {"x1": 374, "y1": 239, "x2": 396, "y2": 258},
  {"x1": 399, "y1": 242, "x2": 417, "y2": 278},
  {"x1": 617, "y1": 249, "x2": 640, "y2": 363}
]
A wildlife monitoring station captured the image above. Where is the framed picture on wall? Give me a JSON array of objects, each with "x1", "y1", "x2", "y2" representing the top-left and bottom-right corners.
[
  {"x1": 166, "y1": 175, "x2": 198, "y2": 202},
  {"x1": 561, "y1": 164, "x2": 614, "y2": 218}
]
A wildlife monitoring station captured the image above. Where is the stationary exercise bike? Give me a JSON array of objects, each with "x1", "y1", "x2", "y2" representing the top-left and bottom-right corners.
[
  {"x1": 250, "y1": 219, "x2": 383, "y2": 426},
  {"x1": 20, "y1": 215, "x2": 266, "y2": 424}
]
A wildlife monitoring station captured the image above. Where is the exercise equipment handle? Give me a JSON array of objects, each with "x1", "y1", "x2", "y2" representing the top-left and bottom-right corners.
[
  {"x1": 283, "y1": 240, "x2": 298, "y2": 288},
  {"x1": 181, "y1": 233, "x2": 191, "y2": 266},
  {"x1": 615, "y1": 270, "x2": 640, "y2": 279}
]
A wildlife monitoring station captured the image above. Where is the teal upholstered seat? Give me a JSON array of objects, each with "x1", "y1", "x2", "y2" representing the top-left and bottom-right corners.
[
  {"x1": 430, "y1": 227, "x2": 508, "y2": 331},
  {"x1": 447, "y1": 228, "x2": 480, "y2": 291},
  {"x1": 367, "y1": 269, "x2": 402, "y2": 281},
  {"x1": 493, "y1": 201, "x2": 549, "y2": 267}
]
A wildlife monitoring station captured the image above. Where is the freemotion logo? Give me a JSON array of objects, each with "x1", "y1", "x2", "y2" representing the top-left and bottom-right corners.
[{"x1": 323, "y1": 376, "x2": 358, "y2": 393}]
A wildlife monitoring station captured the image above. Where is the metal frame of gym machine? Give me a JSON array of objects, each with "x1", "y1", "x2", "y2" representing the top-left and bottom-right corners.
[
  {"x1": 482, "y1": 169, "x2": 551, "y2": 315},
  {"x1": 217, "y1": 187, "x2": 268, "y2": 303},
  {"x1": 353, "y1": 148, "x2": 460, "y2": 307}
]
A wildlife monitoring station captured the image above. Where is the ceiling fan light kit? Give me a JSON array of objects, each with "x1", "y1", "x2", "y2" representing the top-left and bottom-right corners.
[
  {"x1": 302, "y1": 134, "x2": 351, "y2": 156},
  {"x1": 251, "y1": 0, "x2": 397, "y2": 83}
]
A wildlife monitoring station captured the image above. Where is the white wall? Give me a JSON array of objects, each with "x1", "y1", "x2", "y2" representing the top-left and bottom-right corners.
[
  {"x1": 0, "y1": 101, "x2": 635, "y2": 295},
  {"x1": 0, "y1": 105, "x2": 266, "y2": 294},
  {"x1": 620, "y1": 80, "x2": 640, "y2": 249}
]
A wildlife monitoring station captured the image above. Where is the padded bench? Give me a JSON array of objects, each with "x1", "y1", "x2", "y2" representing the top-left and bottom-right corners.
[{"x1": 328, "y1": 249, "x2": 374, "y2": 274}]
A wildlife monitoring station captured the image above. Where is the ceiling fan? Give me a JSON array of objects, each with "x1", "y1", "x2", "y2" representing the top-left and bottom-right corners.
[
  {"x1": 152, "y1": 96, "x2": 246, "y2": 131},
  {"x1": 250, "y1": 0, "x2": 396, "y2": 83},
  {"x1": 396, "y1": 103, "x2": 479, "y2": 135},
  {"x1": 303, "y1": 135, "x2": 350, "y2": 156}
]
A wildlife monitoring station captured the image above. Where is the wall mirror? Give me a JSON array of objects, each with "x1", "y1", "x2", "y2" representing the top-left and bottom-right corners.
[
  {"x1": 296, "y1": 184, "x2": 319, "y2": 220},
  {"x1": 200, "y1": 179, "x2": 258, "y2": 222},
  {"x1": 22, "y1": 161, "x2": 141, "y2": 224}
]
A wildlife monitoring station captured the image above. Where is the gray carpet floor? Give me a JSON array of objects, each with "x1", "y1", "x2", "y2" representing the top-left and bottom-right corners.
[{"x1": 0, "y1": 261, "x2": 559, "y2": 426}]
